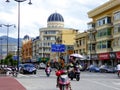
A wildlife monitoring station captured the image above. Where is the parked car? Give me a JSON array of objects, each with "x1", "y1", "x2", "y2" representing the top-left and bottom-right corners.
[
  {"x1": 88, "y1": 65, "x2": 100, "y2": 72},
  {"x1": 19, "y1": 63, "x2": 37, "y2": 74},
  {"x1": 99, "y1": 65, "x2": 117, "y2": 73},
  {"x1": 38, "y1": 63, "x2": 46, "y2": 69}
]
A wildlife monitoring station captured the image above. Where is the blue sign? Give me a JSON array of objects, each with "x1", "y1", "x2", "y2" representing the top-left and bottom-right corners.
[
  {"x1": 51, "y1": 44, "x2": 66, "y2": 52},
  {"x1": 13, "y1": 55, "x2": 18, "y2": 60}
]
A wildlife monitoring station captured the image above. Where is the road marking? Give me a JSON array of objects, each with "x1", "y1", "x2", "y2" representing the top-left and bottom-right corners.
[
  {"x1": 85, "y1": 79, "x2": 120, "y2": 90},
  {"x1": 112, "y1": 82, "x2": 120, "y2": 85}
]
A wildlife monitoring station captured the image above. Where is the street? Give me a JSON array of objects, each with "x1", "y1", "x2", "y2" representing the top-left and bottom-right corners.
[{"x1": 16, "y1": 69, "x2": 120, "y2": 90}]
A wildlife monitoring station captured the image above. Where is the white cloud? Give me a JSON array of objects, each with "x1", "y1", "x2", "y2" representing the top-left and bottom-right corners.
[{"x1": 0, "y1": 0, "x2": 109, "y2": 38}]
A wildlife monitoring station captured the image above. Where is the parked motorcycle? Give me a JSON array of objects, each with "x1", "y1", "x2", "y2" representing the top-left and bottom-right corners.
[
  {"x1": 68, "y1": 64, "x2": 80, "y2": 81},
  {"x1": 56, "y1": 70, "x2": 72, "y2": 90},
  {"x1": 6, "y1": 67, "x2": 18, "y2": 77},
  {"x1": 45, "y1": 67, "x2": 51, "y2": 77}
]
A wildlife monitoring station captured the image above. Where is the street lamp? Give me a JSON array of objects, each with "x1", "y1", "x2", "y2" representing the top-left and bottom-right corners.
[
  {"x1": 6, "y1": 0, "x2": 32, "y2": 71},
  {"x1": 0, "y1": 38, "x2": 3, "y2": 60},
  {"x1": 0, "y1": 24, "x2": 15, "y2": 56}
]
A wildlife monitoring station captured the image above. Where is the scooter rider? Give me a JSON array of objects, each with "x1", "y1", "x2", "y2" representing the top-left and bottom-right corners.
[
  {"x1": 67, "y1": 56, "x2": 81, "y2": 79},
  {"x1": 45, "y1": 64, "x2": 52, "y2": 72},
  {"x1": 117, "y1": 62, "x2": 120, "y2": 76},
  {"x1": 117, "y1": 62, "x2": 120, "y2": 70}
]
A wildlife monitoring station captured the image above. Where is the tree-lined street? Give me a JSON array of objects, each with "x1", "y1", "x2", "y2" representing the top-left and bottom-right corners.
[{"x1": 16, "y1": 70, "x2": 120, "y2": 90}]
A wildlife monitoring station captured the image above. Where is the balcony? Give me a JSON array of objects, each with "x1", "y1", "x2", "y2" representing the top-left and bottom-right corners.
[
  {"x1": 96, "y1": 48, "x2": 112, "y2": 53},
  {"x1": 96, "y1": 35, "x2": 113, "y2": 42},
  {"x1": 96, "y1": 23, "x2": 113, "y2": 30},
  {"x1": 87, "y1": 39, "x2": 96, "y2": 44}
]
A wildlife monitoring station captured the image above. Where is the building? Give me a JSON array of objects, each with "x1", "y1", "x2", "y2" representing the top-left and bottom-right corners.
[
  {"x1": 21, "y1": 35, "x2": 32, "y2": 63},
  {"x1": 87, "y1": 0, "x2": 120, "y2": 66},
  {"x1": 33, "y1": 12, "x2": 78, "y2": 63},
  {"x1": 32, "y1": 36, "x2": 40, "y2": 63}
]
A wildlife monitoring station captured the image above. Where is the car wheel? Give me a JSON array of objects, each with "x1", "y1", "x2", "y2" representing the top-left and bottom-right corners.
[
  {"x1": 100, "y1": 70, "x2": 103, "y2": 73},
  {"x1": 34, "y1": 71, "x2": 36, "y2": 74}
]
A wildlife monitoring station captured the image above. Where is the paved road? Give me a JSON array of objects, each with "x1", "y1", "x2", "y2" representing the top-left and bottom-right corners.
[{"x1": 16, "y1": 70, "x2": 120, "y2": 90}]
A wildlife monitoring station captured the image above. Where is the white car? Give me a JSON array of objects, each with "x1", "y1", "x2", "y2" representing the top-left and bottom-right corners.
[{"x1": 39, "y1": 63, "x2": 46, "y2": 69}]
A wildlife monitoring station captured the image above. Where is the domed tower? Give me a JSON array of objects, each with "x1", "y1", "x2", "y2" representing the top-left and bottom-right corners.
[
  {"x1": 23, "y1": 35, "x2": 30, "y2": 40},
  {"x1": 47, "y1": 12, "x2": 64, "y2": 28}
]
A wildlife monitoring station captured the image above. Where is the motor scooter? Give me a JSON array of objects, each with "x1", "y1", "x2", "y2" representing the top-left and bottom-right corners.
[
  {"x1": 68, "y1": 64, "x2": 80, "y2": 81},
  {"x1": 56, "y1": 70, "x2": 72, "y2": 90},
  {"x1": 45, "y1": 67, "x2": 51, "y2": 77}
]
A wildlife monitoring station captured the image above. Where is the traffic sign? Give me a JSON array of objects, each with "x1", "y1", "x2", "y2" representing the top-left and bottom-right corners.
[{"x1": 51, "y1": 44, "x2": 66, "y2": 52}]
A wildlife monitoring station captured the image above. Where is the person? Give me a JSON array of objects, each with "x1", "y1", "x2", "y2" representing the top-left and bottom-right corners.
[
  {"x1": 55, "y1": 57, "x2": 66, "y2": 87},
  {"x1": 117, "y1": 62, "x2": 120, "y2": 76},
  {"x1": 45, "y1": 63, "x2": 52, "y2": 73},
  {"x1": 117, "y1": 62, "x2": 120, "y2": 71}
]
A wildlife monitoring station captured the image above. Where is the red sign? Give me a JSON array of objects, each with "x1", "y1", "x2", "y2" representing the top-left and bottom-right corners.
[
  {"x1": 116, "y1": 52, "x2": 120, "y2": 59},
  {"x1": 98, "y1": 53, "x2": 110, "y2": 60}
]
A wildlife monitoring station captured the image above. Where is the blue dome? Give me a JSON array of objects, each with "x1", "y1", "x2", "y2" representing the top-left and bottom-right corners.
[
  {"x1": 47, "y1": 12, "x2": 64, "y2": 22},
  {"x1": 23, "y1": 35, "x2": 29, "y2": 40}
]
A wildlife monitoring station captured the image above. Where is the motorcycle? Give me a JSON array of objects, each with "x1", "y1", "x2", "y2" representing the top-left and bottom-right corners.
[
  {"x1": 68, "y1": 64, "x2": 80, "y2": 81},
  {"x1": 56, "y1": 70, "x2": 72, "y2": 90},
  {"x1": 45, "y1": 67, "x2": 51, "y2": 77},
  {"x1": 6, "y1": 67, "x2": 18, "y2": 77}
]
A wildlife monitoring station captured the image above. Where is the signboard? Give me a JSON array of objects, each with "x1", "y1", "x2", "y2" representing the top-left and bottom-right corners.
[
  {"x1": 13, "y1": 55, "x2": 18, "y2": 60},
  {"x1": 38, "y1": 58, "x2": 49, "y2": 62},
  {"x1": 51, "y1": 44, "x2": 65, "y2": 52}
]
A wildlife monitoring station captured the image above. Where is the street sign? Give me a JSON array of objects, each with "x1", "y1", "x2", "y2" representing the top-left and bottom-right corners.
[
  {"x1": 51, "y1": 44, "x2": 66, "y2": 52},
  {"x1": 13, "y1": 55, "x2": 18, "y2": 60}
]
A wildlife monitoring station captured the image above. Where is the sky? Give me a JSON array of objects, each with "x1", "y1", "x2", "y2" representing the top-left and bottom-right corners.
[{"x1": 0, "y1": 0, "x2": 109, "y2": 39}]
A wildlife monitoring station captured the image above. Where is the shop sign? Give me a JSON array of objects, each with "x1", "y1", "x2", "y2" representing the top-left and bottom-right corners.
[
  {"x1": 98, "y1": 53, "x2": 110, "y2": 60},
  {"x1": 116, "y1": 52, "x2": 120, "y2": 59}
]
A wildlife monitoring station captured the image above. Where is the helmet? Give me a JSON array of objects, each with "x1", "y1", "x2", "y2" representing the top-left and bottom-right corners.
[{"x1": 55, "y1": 71, "x2": 61, "y2": 76}]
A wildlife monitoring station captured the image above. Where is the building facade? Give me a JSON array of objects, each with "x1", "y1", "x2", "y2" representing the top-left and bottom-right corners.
[
  {"x1": 21, "y1": 35, "x2": 32, "y2": 63},
  {"x1": 87, "y1": 0, "x2": 120, "y2": 66},
  {"x1": 32, "y1": 12, "x2": 78, "y2": 63}
]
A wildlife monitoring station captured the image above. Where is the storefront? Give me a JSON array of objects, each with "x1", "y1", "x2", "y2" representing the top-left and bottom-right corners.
[
  {"x1": 98, "y1": 53, "x2": 110, "y2": 66},
  {"x1": 91, "y1": 54, "x2": 99, "y2": 66},
  {"x1": 116, "y1": 51, "x2": 120, "y2": 63},
  {"x1": 109, "y1": 52, "x2": 116, "y2": 67}
]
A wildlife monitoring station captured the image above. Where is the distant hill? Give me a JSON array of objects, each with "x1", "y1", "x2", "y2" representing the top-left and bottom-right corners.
[{"x1": 0, "y1": 36, "x2": 22, "y2": 46}]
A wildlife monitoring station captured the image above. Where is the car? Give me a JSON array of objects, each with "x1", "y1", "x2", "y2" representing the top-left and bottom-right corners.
[
  {"x1": 99, "y1": 65, "x2": 117, "y2": 73},
  {"x1": 39, "y1": 63, "x2": 46, "y2": 69},
  {"x1": 19, "y1": 63, "x2": 37, "y2": 74},
  {"x1": 88, "y1": 65, "x2": 100, "y2": 72}
]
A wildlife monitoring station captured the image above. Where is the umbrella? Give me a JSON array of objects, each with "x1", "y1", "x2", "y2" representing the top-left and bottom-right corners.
[{"x1": 70, "y1": 53, "x2": 85, "y2": 59}]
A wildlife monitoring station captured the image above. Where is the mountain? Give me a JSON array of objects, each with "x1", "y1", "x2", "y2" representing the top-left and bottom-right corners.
[{"x1": 0, "y1": 36, "x2": 22, "y2": 46}]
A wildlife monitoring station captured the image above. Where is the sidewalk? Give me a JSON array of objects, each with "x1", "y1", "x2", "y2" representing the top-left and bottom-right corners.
[{"x1": 0, "y1": 76, "x2": 26, "y2": 90}]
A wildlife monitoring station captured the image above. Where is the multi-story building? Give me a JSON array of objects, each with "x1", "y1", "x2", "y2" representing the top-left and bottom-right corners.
[
  {"x1": 74, "y1": 31, "x2": 88, "y2": 55},
  {"x1": 87, "y1": 0, "x2": 120, "y2": 66},
  {"x1": 32, "y1": 36, "x2": 40, "y2": 62},
  {"x1": 21, "y1": 35, "x2": 32, "y2": 63},
  {"x1": 35, "y1": 12, "x2": 78, "y2": 63}
]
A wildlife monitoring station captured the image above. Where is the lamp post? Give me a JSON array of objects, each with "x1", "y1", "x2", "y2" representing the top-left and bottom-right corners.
[
  {"x1": 6, "y1": 0, "x2": 32, "y2": 71},
  {"x1": 0, "y1": 24, "x2": 15, "y2": 56},
  {"x1": 0, "y1": 38, "x2": 3, "y2": 60}
]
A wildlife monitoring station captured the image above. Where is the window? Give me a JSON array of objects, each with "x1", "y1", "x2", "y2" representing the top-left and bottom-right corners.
[
  {"x1": 102, "y1": 41, "x2": 106, "y2": 48},
  {"x1": 114, "y1": 24, "x2": 120, "y2": 34},
  {"x1": 96, "y1": 17, "x2": 111, "y2": 26},
  {"x1": 44, "y1": 31, "x2": 56, "y2": 34},
  {"x1": 114, "y1": 11, "x2": 120, "y2": 21}
]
